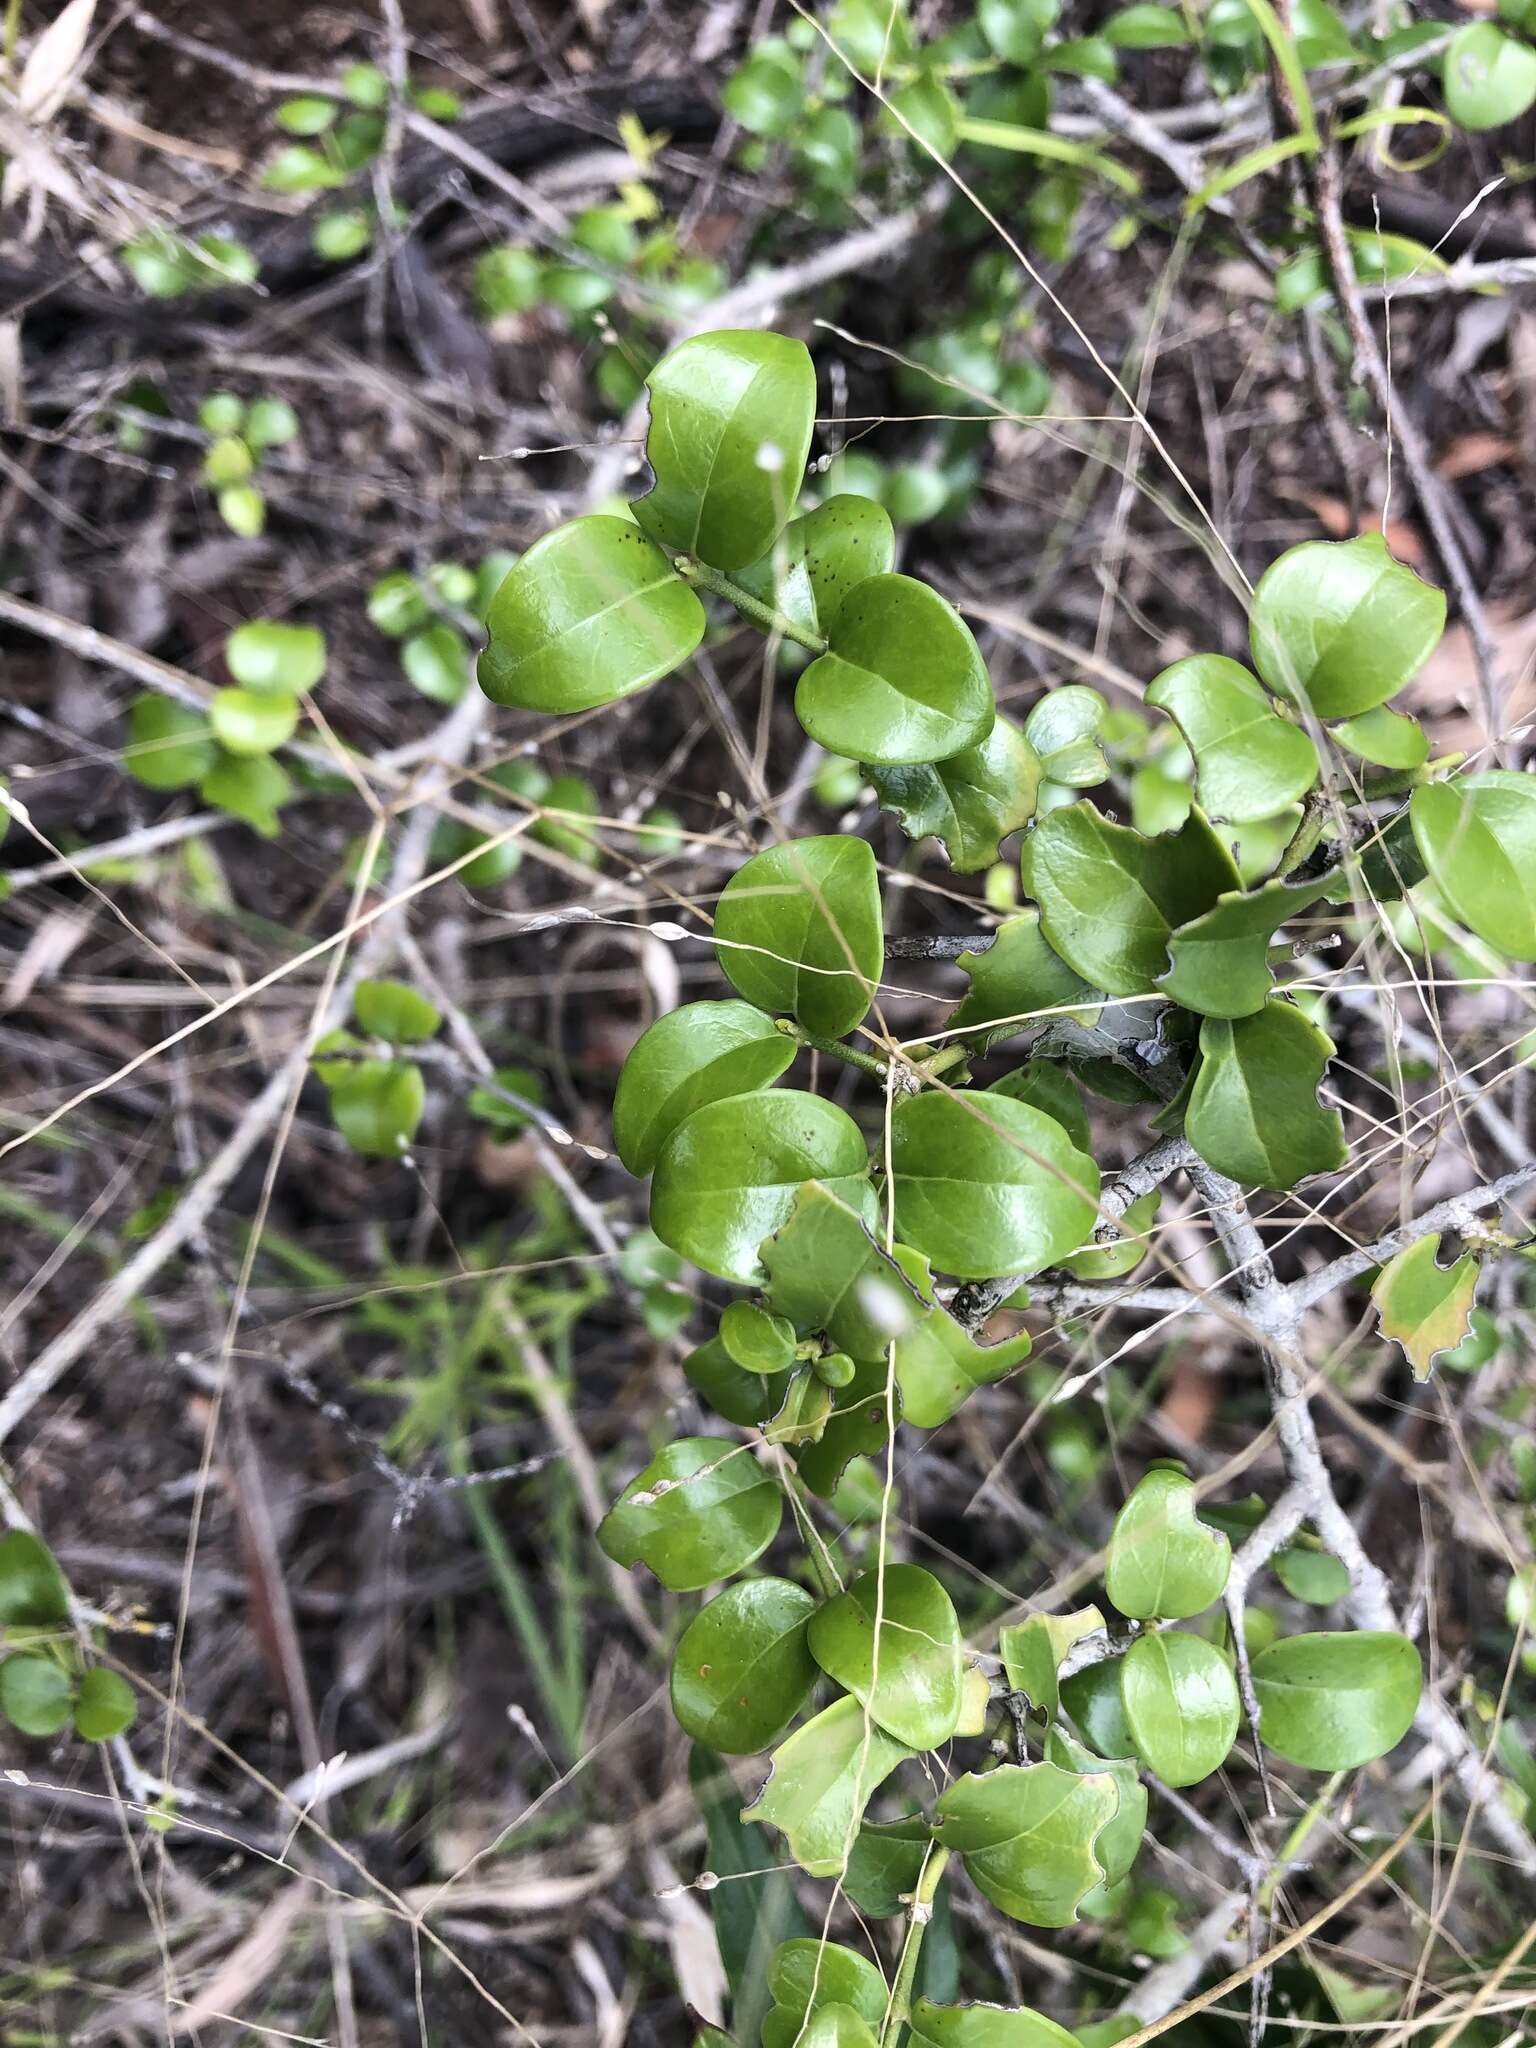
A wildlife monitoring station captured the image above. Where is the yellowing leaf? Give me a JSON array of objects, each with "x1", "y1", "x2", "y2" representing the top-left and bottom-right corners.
[{"x1": 1371, "y1": 1233, "x2": 1479, "y2": 1380}]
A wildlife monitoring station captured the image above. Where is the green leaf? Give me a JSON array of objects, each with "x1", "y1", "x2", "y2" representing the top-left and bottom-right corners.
[
  {"x1": 1410, "y1": 772, "x2": 1536, "y2": 961},
  {"x1": 533, "y1": 774, "x2": 600, "y2": 866},
  {"x1": 889, "y1": 1090, "x2": 1100, "y2": 1281},
  {"x1": 1443, "y1": 23, "x2": 1536, "y2": 130},
  {"x1": 1185, "y1": 998, "x2": 1346, "y2": 1190},
  {"x1": 714, "y1": 835, "x2": 883, "y2": 1038},
  {"x1": 934, "y1": 1761, "x2": 1119, "y2": 1925},
  {"x1": 73, "y1": 1666, "x2": 137, "y2": 1741},
  {"x1": 1022, "y1": 687, "x2": 1108, "y2": 788},
  {"x1": 762, "y1": 1940, "x2": 888, "y2": 2048},
  {"x1": 0, "y1": 1529, "x2": 70, "y2": 1627},
  {"x1": 1104, "y1": 4, "x2": 1188, "y2": 44},
  {"x1": 1043, "y1": 1723, "x2": 1146, "y2": 1891},
  {"x1": 686, "y1": 1334, "x2": 778, "y2": 1424},
  {"x1": 612, "y1": 1000, "x2": 795, "y2": 1176},
  {"x1": 1272, "y1": 1543, "x2": 1350, "y2": 1607},
  {"x1": 598, "y1": 1437, "x2": 782, "y2": 1591},
  {"x1": 1370, "y1": 1233, "x2": 1479, "y2": 1380},
  {"x1": 1060, "y1": 1655, "x2": 1138, "y2": 1759},
  {"x1": 1158, "y1": 875, "x2": 1331, "y2": 1020},
  {"x1": 889, "y1": 1262, "x2": 1033, "y2": 1428},
  {"x1": 671, "y1": 1578, "x2": 819, "y2": 1753},
  {"x1": 200, "y1": 754, "x2": 292, "y2": 838},
  {"x1": 808, "y1": 1564, "x2": 964, "y2": 1749},
  {"x1": 217, "y1": 485, "x2": 266, "y2": 538},
  {"x1": 720, "y1": 1300, "x2": 799, "y2": 1375},
  {"x1": 1059, "y1": 1190, "x2": 1159, "y2": 1281},
  {"x1": 745, "y1": 1694, "x2": 914, "y2": 1877},
  {"x1": 1330, "y1": 705, "x2": 1428, "y2": 771},
  {"x1": 798, "y1": 2007, "x2": 882, "y2": 2048},
  {"x1": 328, "y1": 1060, "x2": 425, "y2": 1157},
  {"x1": 762, "y1": 1180, "x2": 908, "y2": 1342},
  {"x1": 690, "y1": 1745, "x2": 810, "y2": 2034},
  {"x1": 868, "y1": 717, "x2": 1041, "y2": 871},
  {"x1": 353, "y1": 978, "x2": 441, "y2": 1045},
  {"x1": 1252, "y1": 1631, "x2": 1422, "y2": 1768},
  {"x1": 631, "y1": 330, "x2": 816, "y2": 571},
  {"x1": 947, "y1": 913, "x2": 1100, "y2": 1054},
  {"x1": 733, "y1": 495, "x2": 896, "y2": 641},
  {"x1": 795, "y1": 576, "x2": 995, "y2": 767},
  {"x1": 402, "y1": 623, "x2": 470, "y2": 704},
  {"x1": 1249, "y1": 534, "x2": 1445, "y2": 720},
  {"x1": 911, "y1": 1999, "x2": 1081, "y2": 2048},
  {"x1": 209, "y1": 687, "x2": 298, "y2": 756},
  {"x1": 796, "y1": 1354, "x2": 900, "y2": 1497},
  {"x1": 1145, "y1": 657, "x2": 1318, "y2": 823},
  {"x1": 1120, "y1": 1630, "x2": 1239, "y2": 1787},
  {"x1": 124, "y1": 695, "x2": 216, "y2": 791},
  {"x1": 843, "y1": 1815, "x2": 933, "y2": 1917},
  {"x1": 225, "y1": 621, "x2": 326, "y2": 692},
  {"x1": 990, "y1": 1062, "x2": 1091, "y2": 1154},
  {"x1": 651, "y1": 1091, "x2": 869, "y2": 1285},
  {"x1": 1022, "y1": 804, "x2": 1240, "y2": 996},
  {"x1": 1000, "y1": 1606, "x2": 1104, "y2": 1720},
  {"x1": 828, "y1": 0, "x2": 915, "y2": 70},
  {"x1": 722, "y1": 39, "x2": 806, "y2": 137},
  {"x1": 0, "y1": 1655, "x2": 73, "y2": 1736},
  {"x1": 478, "y1": 514, "x2": 705, "y2": 713},
  {"x1": 1106, "y1": 1468, "x2": 1231, "y2": 1621},
  {"x1": 884, "y1": 72, "x2": 962, "y2": 155},
  {"x1": 979, "y1": 0, "x2": 1060, "y2": 66}
]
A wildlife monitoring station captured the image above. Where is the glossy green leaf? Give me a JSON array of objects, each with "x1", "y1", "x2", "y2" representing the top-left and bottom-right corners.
[
  {"x1": 353, "y1": 978, "x2": 441, "y2": 1045},
  {"x1": 1273, "y1": 1543, "x2": 1351, "y2": 1607},
  {"x1": 225, "y1": 621, "x2": 326, "y2": 693},
  {"x1": 868, "y1": 717, "x2": 1041, "y2": 871},
  {"x1": 328, "y1": 1060, "x2": 425, "y2": 1157},
  {"x1": 795, "y1": 1354, "x2": 900, "y2": 1498},
  {"x1": 1330, "y1": 705, "x2": 1428, "y2": 771},
  {"x1": 1022, "y1": 804, "x2": 1240, "y2": 996},
  {"x1": 1000, "y1": 1606, "x2": 1103, "y2": 1720},
  {"x1": 1185, "y1": 998, "x2": 1346, "y2": 1190},
  {"x1": 0, "y1": 1529, "x2": 70, "y2": 1628},
  {"x1": 613, "y1": 1000, "x2": 795, "y2": 1176},
  {"x1": 1443, "y1": 23, "x2": 1536, "y2": 129},
  {"x1": 762, "y1": 1179, "x2": 909, "y2": 1344},
  {"x1": 733, "y1": 494, "x2": 896, "y2": 640},
  {"x1": 714, "y1": 835, "x2": 883, "y2": 1038},
  {"x1": 1409, "y1": 772, "x2": 1536, "y2": 961},
  {"x1": 74, "y1": 1666, "x2": 137, "y2": 1741},
  {"x1": 1145, "y1": 656, "x2": 1318, "y2": 823},
  {"x1": 402, "y1": 623, "x2": 469, "y2": 704},
  {"x1": 684, "y1": 1335, "x2": 777, "y2": 1426},
  {"x1": 809, "y1": 1564, "x2": 964, "y2": 1749},
  {"x1": 722, "y1": 38, "x2": 806, "y2": 137},
  {"x1": 762, "y1": 1940, "x2": 888, "y2": 2048},
  {"x1": 1060, "y1": 1655, "x2": 1137, "y2": 1760},
  {"x1": 209, "y1": 686, "x2": 298, "y2": 757},
  {"x1": 1120, "y1": 1630, "x2": 1240, "y2": 1787},
  {"x1": 889, "y1": 1090, "x2": 1100, "y2": 1281},
  {"x1": 1106, "y1": 1468, "x2": 1231, "y2": 1621},
  {"x1": 631, "y1": 330, "x2": 816, "y2": 570},
  {"x1": 0, "y1": 1655, "x2": 73, "y2": 1736},
  {"x1": 990, "y1": 1062, "x2": 1090, "y2": 1154},
  {"x1": 889, "y1": 1260, "x2": 1033, "y2": 1428},
  {"x1": 1059, "y1": 1190, "x2": 1159, "y2": 1281},
  {"x1": 979, "y1": 0, "x2": 1060, "y2": 65},
  {"x1": 1044, "y1": 1722, "x2": 1145, "y2": 1891},
  {"x1": 1251, "y1": 1631, "x2": 1422, "y2": 1768},
  {"x1": 1249, "y1": 534, "x2": 1446, "y2": 720},
  {"x1": 1158, "y1": 875, "x2": 1331, "y2": 1019},
  {"x1": 201, "y1": 751, "x2": 291, "y2": 837},
  {"x1": 478, "y1": 514, "x2": 705, "y2": 713},
  {"x1": 671, "y1": 1578, "x2": 818, "y2": 1753},
  {"x1": 1022, "y1": 687, "x2": 1108, "y2": 788},
  {"x1": 911, "y1": 1999, "x2": 1081, "y2": 2048},
  {"x1": 720, "y1": 1300, "x2": 799, "y2": 1375},
  {"x1": 795, "y1": 575, "x2": 995, "y2": 767},
  {"x1": 843, "y1": 1815, "x2": 933, "y2": 1917},
  {"x1": 650, "y1": 1091, "x2": 869, "y2": 1284},
  {"x1": 934, "y1": 1761, "x2": 1119, "y2": 1925},
  {"x1": 763, "y1": 1369, "x2": 834, "y2": 1447},
  {"x1": 799, "y1": 2006, "x2": 882, "y2": 2048},
  {"x1": 1104, "y1": 3, "x2": 1188, "y2": 44},
  {"x1": 124, "y1": 695, "x2": 217, "y2": 790},
  {"x1": 598, "y1": 1436, "x2": 782, "y2": 1591},
  {"x1": 745, "y1": 1694, "x2": 914, "y2": 1876},
  {"x1": 1370, "y1": 1233, "x2": 1479, "y2": 1380},
  {"x1": 947, "y1": 913, "x2": 1100, "y2": 1054}
]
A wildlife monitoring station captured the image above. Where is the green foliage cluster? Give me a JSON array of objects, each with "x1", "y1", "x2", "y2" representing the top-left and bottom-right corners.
[
  {"x1": 0, "y1": 1530, "x2": 135, "y2": 1745},
  {"x1": 311, "y1": 978, "x2": 444, "y2": 1158},
  {"x1": 268, "y1": 63, "x2": 460, "y2": 260},
  {"x1": 195, "y1": 389, "x2": 302, "y2": 538}
]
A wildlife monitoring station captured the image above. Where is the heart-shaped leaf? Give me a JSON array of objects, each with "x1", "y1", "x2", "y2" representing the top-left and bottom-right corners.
[
  {"x1": 868, "y1": 716, "x2": 1041, "y2": 871},
  {"x1": 745, "y1": 1694, "x2": 915, "y2": 1876},
  {"x1": 889, "y1": 1089, "x2": 1100, "y2": 1281},
  {"x1": 1000, "y1": 1606, "x2": 1104, "y2": 1720},
  {"x1": 671, "y1": 1577, "x2": 819, "y2": 1753},
  {"x1": 795, "y1": 575, "x2": 995, "y2": 766},
  {"x1": 1251, "y1": 1630, "x2": 1422, "y2": 1768},
  {"x1": 632, "y1": 329, "x2": 817, "y2": 570},
  {"x1": 1145, "y1": 656, "x2": 1318, "y2": 822},
  {"x1": 478, "y1": 514, "x2": 705, "y2": 712},
  {"x1": 1371, "y1": 1233, "x2": 1479, "y2": 1380},
  {"x1": 947, "y1": 914, "x2": 1100, "y2": 1054},
  {"x1": 1409, "y1": 772, "x2": 1536, "y2": 961},
  {"x1": 911, "y1": 2001, "x2": 1080, "y2": 2048},
  {"x1": 1106, "y1": 1468, "x2": 1231, "y2": 1621},
  {"x1": 733, "y1": 494, "x2": 896, "y2": 639},
  {"x1": 809, "y1": 1563, "x2": 964, "y2": 1750},
  {"x1": 650, "y1": 1090, "x2": 869, "y2": 1283},
  {"x1": 934, "y1": 1760, "x2": 1120, "y2": 1925},
  {"x1": 328, "y1": 1059, "x2": 425, "y2": 1158},
  {"x1": 762, "y1": 1940, "x2": 889, "y2": 2048},
  {"x1": 613, "y1": 999, "x2": 796, "y2": 1176},
  {"x1": 1159, "y1": 875, "x2": 1331, "y2": 1019},
  {"x1": 714, "y1": 835, "x2": 884, "y2": 1038},
  {"x1": 1120, "y1": 1629, "x2": 1239, "y2": 1787},
  {"x1": 598, "y1": 1437, "x2": 782, "y2": 1591},
  {"x1": 1022, "y1": 804, "x2": 1240, "y2": 996},
  {"x1": 1022, "y1": 685, "x2": 1108, "y2": 788},
  {"x1": 1185, "y1": 998, "x2": 1346, "y2": 1190},
  {"x1": 1249, "y1": 534, "x2": 1445, "y2": 720}
]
